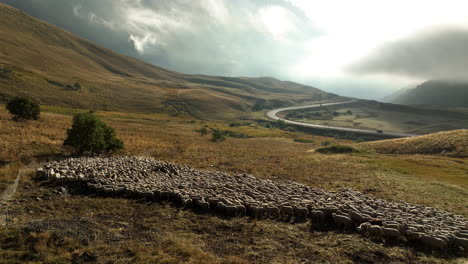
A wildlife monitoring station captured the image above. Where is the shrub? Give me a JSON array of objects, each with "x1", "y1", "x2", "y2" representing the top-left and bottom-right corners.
[
  {"x1": 196, "y1": 127, "x2": 208, "y2": 136},
  {"x1": 64, "y1": 113, "x2": 124, "y2": 155},
  {"x1": 211, "y1": 129, "x2": 226, "y2": 142},
  {"x1": 6, "y1": 97, "x2": 40, "y2": 121},
  {"x1": 294, "y1": 138, "x2": 314, "y2": 143},
  {"x1": 315, "y1": 145, "x2": 356, "y2": 154},
  {"x1": 73, "y1": 82, "x2": 81, "y2": 90},
  {"x1": 321, "y1": 141, "x2": 331, "y2": 146}
]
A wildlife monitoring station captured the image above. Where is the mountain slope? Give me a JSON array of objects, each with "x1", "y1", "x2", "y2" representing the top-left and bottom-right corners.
[
  {"x1": 0, "y1": 3, "x2": 339, "y2": 119},
  {"x1": 389, "y1": 80, "x2": 468, "y2": 107}
]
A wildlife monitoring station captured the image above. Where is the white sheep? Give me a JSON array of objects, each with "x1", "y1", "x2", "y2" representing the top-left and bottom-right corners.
[
  {"x1": 332, "y1": 213, "x2": 351, "y2": 230},
  {"x1": 382, "y1": 227, "x2": 400, "y2": 241}
]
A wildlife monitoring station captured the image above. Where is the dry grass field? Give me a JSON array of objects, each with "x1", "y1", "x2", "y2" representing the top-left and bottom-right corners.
[{"x1": 0, "y1": 105, "x2": 467, "y2": 263}]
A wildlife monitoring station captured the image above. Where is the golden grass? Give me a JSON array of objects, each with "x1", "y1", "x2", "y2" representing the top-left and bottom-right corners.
[
  {"x1": 365, "y1": 129, "x2": 468, "y2": 157},
  {"x1": 0, "y1": 105, "x2": 467, "y2": 263}
]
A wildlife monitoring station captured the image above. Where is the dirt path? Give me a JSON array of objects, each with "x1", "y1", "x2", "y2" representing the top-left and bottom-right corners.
[
  {"x1": 0, "y1": 163, "x2": 40, "y2": 226},
  {"x1": 0, "y1": 169, "x2": 22, "y2": 205}
]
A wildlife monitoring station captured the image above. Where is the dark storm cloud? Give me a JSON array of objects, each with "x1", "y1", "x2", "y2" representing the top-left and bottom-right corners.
[
  {"x1": 0, "y1": 0, "x2": 321, "y2": 77},
  {"x1": 349, "y1": 28, "x2": 468, "y2": 82}
]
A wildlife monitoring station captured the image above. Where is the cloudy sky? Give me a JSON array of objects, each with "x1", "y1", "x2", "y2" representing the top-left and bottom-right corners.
[{"x1": 2, "y1": 0, "x2": 468, "y2": 99}]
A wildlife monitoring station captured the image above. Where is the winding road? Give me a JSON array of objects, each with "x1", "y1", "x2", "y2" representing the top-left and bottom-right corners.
[{"x1": 266, "y1": 100, "x2": 418, "y2": 138}]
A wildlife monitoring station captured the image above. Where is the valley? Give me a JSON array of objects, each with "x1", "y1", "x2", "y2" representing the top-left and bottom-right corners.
[{"x1": 0, "y1": 2, "x2": 467, "y2": 263}]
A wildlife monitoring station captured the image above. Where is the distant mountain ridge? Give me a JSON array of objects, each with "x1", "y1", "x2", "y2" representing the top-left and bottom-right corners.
[
  {"x1": 387, "y1": 80, "x2": 468, "y2": 108},
  {"x1": 0, "y1": 3, "x2": 340, "y2": 120}
]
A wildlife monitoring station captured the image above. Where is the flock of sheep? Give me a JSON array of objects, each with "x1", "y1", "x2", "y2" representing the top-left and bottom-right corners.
[{"x1": 37, "y1": 156, "x2": 468, "y2": 254}]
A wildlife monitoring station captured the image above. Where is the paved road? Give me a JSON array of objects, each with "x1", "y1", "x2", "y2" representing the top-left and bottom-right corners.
[{"x1": 266, "y1": 100, "x2": 418, "y2": 138}]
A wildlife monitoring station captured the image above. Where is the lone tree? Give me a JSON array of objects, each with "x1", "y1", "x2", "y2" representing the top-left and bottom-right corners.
[
  {"x1": 6, "y1": 97, "x2": 40, "y2": 121},
  {"x1": 64, "y1": 112, "x2": 124, "y2": 155}
]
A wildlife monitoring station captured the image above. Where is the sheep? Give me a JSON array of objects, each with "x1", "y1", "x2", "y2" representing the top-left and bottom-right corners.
[
  {"x1": 310, "y1": 210, "x2": 326, "y2": 230},
  {"x1": 249, "y1": 205, "x2": 265, "y2": 219},
  {"x1": 382, "y1": 227, "x2": 400, "y2": 241},
  {"x1": 453, "y1": 237, "x2": 468, "y2": 250},
  {"x1": 332, "y1": 213, "x2": 352, "y2": 230},
  {"x1": 421, "y1": 235, "x2": 447, "y2": 252},
  {"x1": 217, "y1": 201, "x2": 226, "y2": 213},
  {"x1": 280, "y1": 205, "x2": 294, "y2": 222},
  {"x1": 368, "y1": 225, "x2": 383, "y2": 240},
  {"x1": 194, "y1": 198, "x2": 209, "y2": 210},
  {"x1": 357, "y1": 222, "x2": 371, "y2": 235},
  {"x1": 142, "y1": 191, "x2": 154, "y2": 200},
  {"x1": 266, "y1": 206, "x2": 280, "y2": 219},
  {"x1": 349, "y1": 211, "x2": 365, "y2": 226},
  {"x1": 455, "y1": 231, "x2": 468, "y2": 239},
  {"x1": 236, "y1": 204, "x2": 246, "y2": 217},
  {"x1": 294, "y1": 207, "x2": 309, "y2": 222},
  {"x1": 368, "y1": 218, "x2": 383, "y2": 226},
  {"x1": 405, "y1": 230, "x2": 423, "y2": 242},
  {"x1": 225, "y1": 205, "x2": 238, "y2": 217}
]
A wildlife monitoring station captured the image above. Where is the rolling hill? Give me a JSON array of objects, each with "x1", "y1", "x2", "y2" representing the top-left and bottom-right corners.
[
  {"x1": 0, "y1": 3, "x2": 340, "y2": 120},
  {"x1": 386, "y1": 80, "x2": 468, "y2": 108},
  {"x1": 365, "y1": 129, "x2": 468, "y2": 157}
]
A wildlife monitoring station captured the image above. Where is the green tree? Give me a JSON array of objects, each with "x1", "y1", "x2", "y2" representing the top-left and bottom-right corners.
[
  {"x1": 64, "y1": 113, "x2": 124, "y2": 155},
  {"x1": 6, "y1": 97, "x2": 40, "y2": 121}
]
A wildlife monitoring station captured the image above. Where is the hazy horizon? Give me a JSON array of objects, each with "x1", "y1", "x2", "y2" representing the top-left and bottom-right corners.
[{"x1": 2, "y1": 0, "x2": 468, "y2": 100}]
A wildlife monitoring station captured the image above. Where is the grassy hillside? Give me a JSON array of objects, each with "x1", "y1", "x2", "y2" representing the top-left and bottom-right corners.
[
  {"x1": 0, "y1": 3, "x2": 339, "y2": 120},
  {"x1": 0, "y1": 106, "x2": 467, "y2": 263},
  {"x1": 365, "y1": 129, "x2": 468, "y2": 157},
  {"x1": 390, "y1": 80, "x2": 468, "y2": 108}
]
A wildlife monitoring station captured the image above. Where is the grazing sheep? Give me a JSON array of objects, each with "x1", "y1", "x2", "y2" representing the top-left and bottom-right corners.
[
  {"x1": 195, "y1": 199, "x2": 209, "y2": 210},
  {"x1": 225, "y1": 205, "x2": 238, "y2": 217},
  {"x1": 368, "y1": 225, "x2": 383, "y2": 240},
  {"x1": 382, "y1": 227, "x2": 400, "y2": 241},
  {"x1": 266, "y1": 206, "x2": 280, "y2": 219},
  {"x1": 249, "y1": 205, "x2": 265, "y2": 219},
  {"x1": 453, "y1": 237, "x2": 468, "y2": 250},
  {"x1": 236, "y1": 205, "x2": 246, "y2": 216},
  {"x1": 368, "y1": 218, "x2": 383, "y2": 226},
  {"x1": 455, "y1": 231, "x2": 468, "y2": 239},
  {"x1": 294, "y1": 207, "x2": 309, "y2": 222},
  {"x1": 280, "y1": 205, "x2": 294, "y2": 222},
  {"x1": 217, "y1": 202, "x2": 226, "y2": 213},
  {"x1": 421, "y1": 235, "x2": 447, "y2": 252},
  {"x1": 349, "y1": 211, "x2": 364, "y2": 226},
  {"x1": 357, "y1": 222, "x2": 371, "y2": 235},
  {"x1": 332, "y1": 213, "x2": 351, "y2": 230},
  {"x1": 310, "y1": 210, "x2": 326, "y2": 230},
  {"x1": 142, "y1": 191, "x2": 154, "y2": 200}
]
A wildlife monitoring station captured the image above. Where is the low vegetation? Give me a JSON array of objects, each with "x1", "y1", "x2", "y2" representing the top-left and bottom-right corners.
[
  {"x1": 293, "y1": 138, "x2": 314, "y2": 143},
  {"x1": 315, "y1": 144, "x2": 357, "y2": 154},
  {"x1": 0, "y1": 106, "x2": 467, "y2": 263}
]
